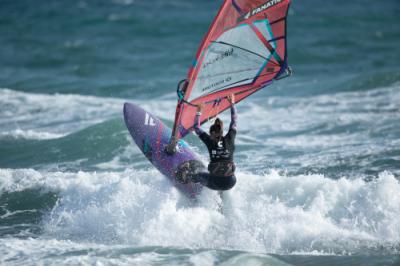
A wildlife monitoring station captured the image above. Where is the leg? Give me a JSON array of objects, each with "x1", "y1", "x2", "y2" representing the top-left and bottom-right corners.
[
  {"x1": 190, "y1": 173, "x2": 236, "y2": 191},
  {"x1": 217, "y1": 191, "x2": 224, "y2": 214},
  {"x1": 189, "y1": 172, "x2": 211, "y2": 186},
  {"x1": 175, "y1": 160, "x2": 207, "y2": 184}
]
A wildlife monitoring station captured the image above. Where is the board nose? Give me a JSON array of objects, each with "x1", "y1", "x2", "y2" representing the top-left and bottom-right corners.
[
  {"x1": 123, "y1": 102, "x2": 139, "y2": 120},
  {"x1": 123, "y1": 102, "x2": 137, "y2": 126},
  {"x1": 123, "y1": 102, "x2": 131, "y2": 116}
]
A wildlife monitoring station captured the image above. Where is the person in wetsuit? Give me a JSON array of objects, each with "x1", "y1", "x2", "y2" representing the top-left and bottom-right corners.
[{"x1": 176, "y1": 94, "x2": 237, "y2": 191}]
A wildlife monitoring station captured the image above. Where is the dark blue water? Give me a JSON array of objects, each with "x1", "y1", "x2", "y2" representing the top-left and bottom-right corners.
[{"x1": 1, "y1": 0, "x2": 400, "y2": 265}]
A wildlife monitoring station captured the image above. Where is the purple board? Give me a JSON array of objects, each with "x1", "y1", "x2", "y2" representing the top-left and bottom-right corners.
[{"x1": 123, "y1": 102, "x2": 204, "y2": 198}]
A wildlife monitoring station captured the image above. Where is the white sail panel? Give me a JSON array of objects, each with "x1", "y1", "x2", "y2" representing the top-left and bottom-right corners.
[
  {"x1": 254, "y1": 20, "x2": 274, "y2": 42},
  {"x1": 188, "y1": 23, "x2": 272, "y2": 101}
]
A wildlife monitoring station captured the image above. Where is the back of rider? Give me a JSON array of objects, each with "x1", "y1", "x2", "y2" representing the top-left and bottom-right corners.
[
  {"x1": 174, "y1": 128, "x2": 237, "y2": 190},
  {"x1": 199, "y1": 127, "x2": 236, "y2": 177},
  {"x1": 188, "y1": 101, "x2": 238, "y2": 190}
]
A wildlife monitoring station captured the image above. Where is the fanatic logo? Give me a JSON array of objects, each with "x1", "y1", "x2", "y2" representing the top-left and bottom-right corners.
[
  {"x1": 242, "y1": 0, "x2": 283, "y2": 20},
  {"x1": 144, "y1": 113, "x2": 156, "y2": 126}
]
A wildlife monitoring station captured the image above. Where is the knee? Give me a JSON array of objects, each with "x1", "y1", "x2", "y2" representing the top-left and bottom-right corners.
[
  {"x1": 229, "y1": 175, "x2": 237, "y2": 189},
  {"x1": 222, "y1": 175, "x2": 236, "y2": 191}
]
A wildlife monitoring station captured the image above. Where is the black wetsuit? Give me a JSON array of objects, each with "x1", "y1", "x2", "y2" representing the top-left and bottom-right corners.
[{"x1": 192, "y1": 104, "x2": 237, "y2": 190}]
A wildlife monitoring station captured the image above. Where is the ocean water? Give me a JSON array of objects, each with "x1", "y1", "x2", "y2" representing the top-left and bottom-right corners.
[{"x1": 1, "y1": 0, "x2": 400, "y2": 265}]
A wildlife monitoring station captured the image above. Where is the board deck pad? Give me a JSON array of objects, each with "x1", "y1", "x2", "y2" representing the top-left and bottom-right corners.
[{"x1": 123, "y1": 102, "x2": 204, "y2": 197}]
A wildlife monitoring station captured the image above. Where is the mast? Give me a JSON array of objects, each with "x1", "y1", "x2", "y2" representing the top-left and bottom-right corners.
[{"x1": 166, "y1": 80, "x2": 189, "y2": 154}]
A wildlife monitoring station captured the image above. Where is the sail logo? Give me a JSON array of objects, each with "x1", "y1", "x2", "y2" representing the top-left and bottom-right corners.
[
  {"x1": 144, "y1": 113, "x2": 155, "y2": 126},
  {"x1": 203, "y1": 48, "x2": 234, "y2": 69},
  {"x1": 201, "y1": 76, "x2": 233, "y2": 94},
  {"x1": 202, "y1": 79, "x2": 225, "y2": 92},
  {"x1": 242, "y1": 0, "x2": 283, "y2": 20}
]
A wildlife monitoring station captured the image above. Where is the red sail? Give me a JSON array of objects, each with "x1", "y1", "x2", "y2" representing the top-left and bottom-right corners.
[{"x1": 172, "y1": 0, "x2": 291, "y2": 141}]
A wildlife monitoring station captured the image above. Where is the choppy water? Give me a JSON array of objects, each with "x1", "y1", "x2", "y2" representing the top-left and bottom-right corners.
[{"x1": 1, "y1": 0, "x2": 400, "y2": 265}]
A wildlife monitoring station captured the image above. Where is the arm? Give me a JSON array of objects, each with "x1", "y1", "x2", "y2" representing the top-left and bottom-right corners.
[
  {"x1": 193, "y1": 105, "x2": 212, "y2": 145},
  {"x1": 226, "y1": 94, "x2": 237, "y2": 141},
  {"x1": 227, "y1": 94, "x2": 237, "y2": 132},
  {"x1": 194, "y1": 110, "x2": 205, "y2": 136},
  {"x1": 229, "y1": 104, "x2": 237, "y2": 132}
]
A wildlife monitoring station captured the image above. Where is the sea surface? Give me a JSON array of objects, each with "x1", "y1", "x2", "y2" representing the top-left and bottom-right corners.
[{"x1": 1, "y1": 0, "x2": 400, "y2": 265}]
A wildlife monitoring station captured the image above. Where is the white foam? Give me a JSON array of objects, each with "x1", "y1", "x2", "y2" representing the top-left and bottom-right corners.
[
  {"x1": 236, "y1": 84, "x2": 400, "y2": 137},
  {"x1": 1, "y1": 84, "x2": 399, "y2": 256},
  {"x1": 1, "y1": 168, "x2": 399, "y2": 255},
  {"x1": 0, "y1": 88, "x2": 124, "y2": 139},
  {"x1": 0, "y1": 129, "x2": 64, "y2": 140},
  {"x1": 0, "y1": 238, "x2": 154, "y2": 265},
  {"x1": 0, "y1": 88, "x2": 177, "y2": 140},
  {"x1": 231, "y1": 84, "x2": 400, "y2": 171}
]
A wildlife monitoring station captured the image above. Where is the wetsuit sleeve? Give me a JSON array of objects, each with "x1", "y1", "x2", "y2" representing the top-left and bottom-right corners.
[
  {"x1": 227, "y1": 104, "x2": 237, "y2": 139},
  {"x1": 194, "y1": 111, "x2": 212, "y2": 145},
  {"x1": 194, "y1": 111, "x2": 204, "y2": 135}
]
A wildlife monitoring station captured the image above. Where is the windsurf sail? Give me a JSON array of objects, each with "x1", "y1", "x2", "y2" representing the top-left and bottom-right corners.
[{"x1": 170, "y1": 0, "x2": 291, "y2": 145}]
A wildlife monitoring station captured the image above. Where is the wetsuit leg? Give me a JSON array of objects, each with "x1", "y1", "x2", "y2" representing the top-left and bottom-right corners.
[{"x1": 191, "y1": 173, "x2": 236, "y2": 191}]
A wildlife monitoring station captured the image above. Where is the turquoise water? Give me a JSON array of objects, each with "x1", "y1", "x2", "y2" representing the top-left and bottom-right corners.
[{"x1": 1, "y1": 0, "x2": 400, "y2": 265}]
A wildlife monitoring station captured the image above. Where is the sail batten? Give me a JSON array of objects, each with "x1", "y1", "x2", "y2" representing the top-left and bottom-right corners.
[{"x1": 211, "y1": 41, "x2": 270, "y2": 60}]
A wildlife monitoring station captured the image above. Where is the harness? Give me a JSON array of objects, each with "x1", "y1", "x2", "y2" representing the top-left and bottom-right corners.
[{"x1": 208, "y1": 161, "x2": 236, "y2": 177}]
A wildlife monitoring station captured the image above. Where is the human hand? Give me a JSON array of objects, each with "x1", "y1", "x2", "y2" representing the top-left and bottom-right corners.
[
  {"x1": 227, "y1": 94, "x2": 235, "y2": 105},
  {"x1": 196, "y1": 103, "x2": 204, "y2": 112}
]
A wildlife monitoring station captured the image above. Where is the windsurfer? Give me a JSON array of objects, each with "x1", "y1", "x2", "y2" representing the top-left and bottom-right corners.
[{"x1": 176, "y1": 94, "x2": 237, "y2": 191}]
